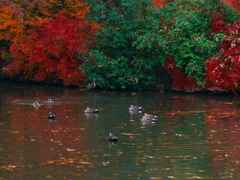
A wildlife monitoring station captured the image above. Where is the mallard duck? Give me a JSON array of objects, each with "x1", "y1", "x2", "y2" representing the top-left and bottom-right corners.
[
  {"x1": 108, "y1": 133, "x2": 118, "y2": 141},
  {"x1": 84, "y1": 107, "x2": 100, "y2": 113},
  {"x1": 32, "y1": 101, "x2": 40, "y2": 108},
  {"x1": 129, "y1": 105, "x2": 143, "y2": 111},
  {"x1": 47, "y1": 112, "x2": 55, "y2": 120},
  {"x1": 141, "y1": 113, "x2": 158, "y2": 121}
]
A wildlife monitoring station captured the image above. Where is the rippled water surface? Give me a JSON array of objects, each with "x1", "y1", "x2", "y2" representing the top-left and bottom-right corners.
[{"x1": 0, "y1": 81, "x2": 240, "y2": 180}]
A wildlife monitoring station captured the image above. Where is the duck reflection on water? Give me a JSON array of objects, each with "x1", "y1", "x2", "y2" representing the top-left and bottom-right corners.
[
  {"x1": 84, "y1": 107, "x2": 100, "y2": 113},
  {"x1": 108, "y1": 140, "x2": 118, "y2": 147},
  {"x1": 129, "y1": 105, "x2": 143, "y2": 111},
  {"x1": 141, "y1": 120, "x2": 156, "y2": 126},
  {"x1": 45, "y1": 98, "x2": 53, "y2": 103},
  {"x1": 84, "y1": 112, "x2": 99, "y2": 120},
  {"x1": 129, "y1": 105, "x2": 143, "y2": 114},
  {"x1": 44, "y1": 98, "x2": 61, "y2": 105},
  {"x1": 141, "y1": 113, "x2": 158, "y2": 121}
]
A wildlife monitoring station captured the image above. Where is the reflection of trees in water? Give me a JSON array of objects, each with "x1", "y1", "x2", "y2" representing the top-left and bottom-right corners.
[
  {"x1": 205, "y1": 99, "x2": 240, "y2": 179},
  {"x1": 0, "y1": 83, "x2": 92, "y2": 177},
  {"x1": 1, "y1": 82, "x2": 240, "y2": 179}
]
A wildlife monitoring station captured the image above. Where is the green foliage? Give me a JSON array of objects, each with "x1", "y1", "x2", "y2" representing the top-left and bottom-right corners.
[
  {"x1": 1, "y1": 52, "x2": 12, "y2": 61},
  {"x1": 82, "y1": 49, "x2": 164, "y2": 90},
  {"x1": 83, "y1": 0, "x2": 165, "y2": 90},
  {"x1": 135, "y1": 0, "x2": 238, "y2": 82},
  {"x1": 82, "y1": 0, "x2": 239, "y2": 90}
]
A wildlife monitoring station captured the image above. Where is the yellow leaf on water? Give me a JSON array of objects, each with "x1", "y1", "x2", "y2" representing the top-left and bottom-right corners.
[
  {"x1": 1, "y1": 165, "x2": 17, "y2": 171},
  {"x1": 66, "y1": 148, "x2": 76, "y2": 152},
  {"x1": 10, "y1": 131, "x2": 20, "y2": 134},
  {"x1": 79, "y1": 160, "x2": 91, "y2": 165},
  {"x1": 102, "y1": 162, "x2": 109, "y2": 166},
  {"x1": 47, "y1": 160, "x2": 54, "y2": 164},
  {"x1": 102, "y1": 153, "x2": 111, "y2": 156}
]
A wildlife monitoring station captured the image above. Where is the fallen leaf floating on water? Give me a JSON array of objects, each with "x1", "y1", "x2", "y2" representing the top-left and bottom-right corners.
[
  {"x1": 122, "y1": 132, "x2": 139, "y2": 136},
  {"x1": 144, "y1": 155, "x2": 154, "y2": 159},
  {"x1": 164, "y1": 110, "x2": 206, "y2": 118},
  {"x1": 10, "y1": 131, "x2": 20, "y2": 134},
  {"x1": 66, "y1": 148, "x2": 76, "y2": 152},
  {"x1": 102, "y1": 153, "x2": 111, "y2": 157},
  {"x1": 117, "y1": 151, "x2": 123, "y2": 156},
  {"x1": 0, "y1": 165, "x2": 17, "y2": 171},
  {"x1": 102, "y1": 162, "x2": 109, "y2": 166},
  {"x1": 79, "y1": 160, "x2": 91, "y2": 165}
]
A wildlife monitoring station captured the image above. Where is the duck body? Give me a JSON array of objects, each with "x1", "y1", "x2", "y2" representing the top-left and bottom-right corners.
[
  {"x1": 141, "y1": 113, "x2": 158, "y2": 121},
  {"x1": 47, "y1": 112, "x2": 56, "y2": 120},
  {"x1": 108, "y1": 133, "x2": 118, "y2": 141},
  {"x1": 129, "y1": 105, "x2": 143, "y2": 111},
  {"x1": 32, "y1": 101, "x2": 40, "y2": 108},
  {"x1": 84, "y1": 107, "x2": 100, "y2": 113}
]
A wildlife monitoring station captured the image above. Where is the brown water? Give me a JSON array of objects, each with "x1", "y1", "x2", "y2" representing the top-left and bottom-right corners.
[{"x1": 0, "y1": 81, "x2": 240, "y2": 180}]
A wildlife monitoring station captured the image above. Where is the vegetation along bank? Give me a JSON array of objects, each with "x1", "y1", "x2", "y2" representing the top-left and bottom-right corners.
[{"x1": 0, "y1": 0, "x2": 239, "y2": 94}]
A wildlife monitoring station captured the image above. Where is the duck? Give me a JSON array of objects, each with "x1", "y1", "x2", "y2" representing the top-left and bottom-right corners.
[
  {"x1": 129, "y1": 105, "x2": 143, "y2": 111},
  {"x1": 47, "y1": 112, "x2": 56, "y2": 120},
  {"x1": 32, "y1": 101, "x2": 40, "y2": 108},
  {"x1": 47, "y1": 98, "x2": 53, "y2": 103},
  {"x1": 108, "y1": 133, "x2": 118, "y2": 141},
  {"x1": 84, "y1": 107, "x2": 100, "y2": 113},
  {"x1": 141, "y1": 113, "x2": 158, "y2": 121}
]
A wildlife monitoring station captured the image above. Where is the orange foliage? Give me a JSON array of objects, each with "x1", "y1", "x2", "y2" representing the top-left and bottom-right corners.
[
  {"x1": 222, "y1": 0, "x2": 240, "y2": 11},
  {"x1": 0, "y1": 0, "x2": 90, "y2": 40},
  {"x1": 41, "y1": 0, "x2": 89, "y2": 18},
  {"x1": 0, "y1": 0, "x2": 101, "y2": 86},
  {"x1": 0, "y1": 4, "x2": 24, "y2": 40},
  {"x1": 1, "y1": 10, "x2": 99, "y2": 86}
]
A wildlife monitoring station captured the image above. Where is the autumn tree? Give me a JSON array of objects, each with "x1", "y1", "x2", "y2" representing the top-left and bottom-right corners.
[
  {"x1": 206, "y1": 19, "x2": 240, "y2": 94},
  {"x1": 134, "y1": 0, "x2": 239, "y2": 91},
  {"x1": 1, "y1": 11, "x2": 98, "y2": 86},
  {"x1": 0, "y1": 0, "x2": 101, "y2": 86}
]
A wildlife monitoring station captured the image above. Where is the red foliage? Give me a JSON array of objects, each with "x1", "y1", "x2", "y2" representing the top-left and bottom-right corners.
[
  {"x1": 164, "y1": 56, "x2": 203, "y2": 91},
  {"x1": 206, "y1": 21, "x2": 240, "y2": 94},
  {"x1": 210, "y1": 13, "x2": 226, "y2": 33},
  {"x1": 153, "y1": 0, "x2": 169, "y2": 9},
  {"x1": 1, "y1": 12, "x2": 98, "y2": 86}
]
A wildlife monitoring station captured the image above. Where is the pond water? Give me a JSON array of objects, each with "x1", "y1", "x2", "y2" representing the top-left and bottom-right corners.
[{"x1": 0, "y1": 81, "x2": 240, "y2": 180}]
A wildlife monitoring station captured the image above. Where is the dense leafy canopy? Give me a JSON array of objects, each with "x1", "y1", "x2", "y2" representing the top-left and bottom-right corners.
[
  {"x1": 136, "y1": 0, "x2": 238, "y2": 81},
  {"x1": 82, "y1": 0, "x2": 166, "y2": 90},
  {"x1": 206, "y1": 20, "x2": 240, "y2": 94},
  {"x1": 0, "y1": 0, "x2": 239, "y2": 93},
  {"x1": 0, "y1": 0, "x2": 99, "y2": 86}
]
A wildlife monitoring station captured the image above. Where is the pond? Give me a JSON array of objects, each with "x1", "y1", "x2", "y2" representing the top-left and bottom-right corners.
[{"x1": 0, "y1": 81, "x2": 240, "y2": 180}]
